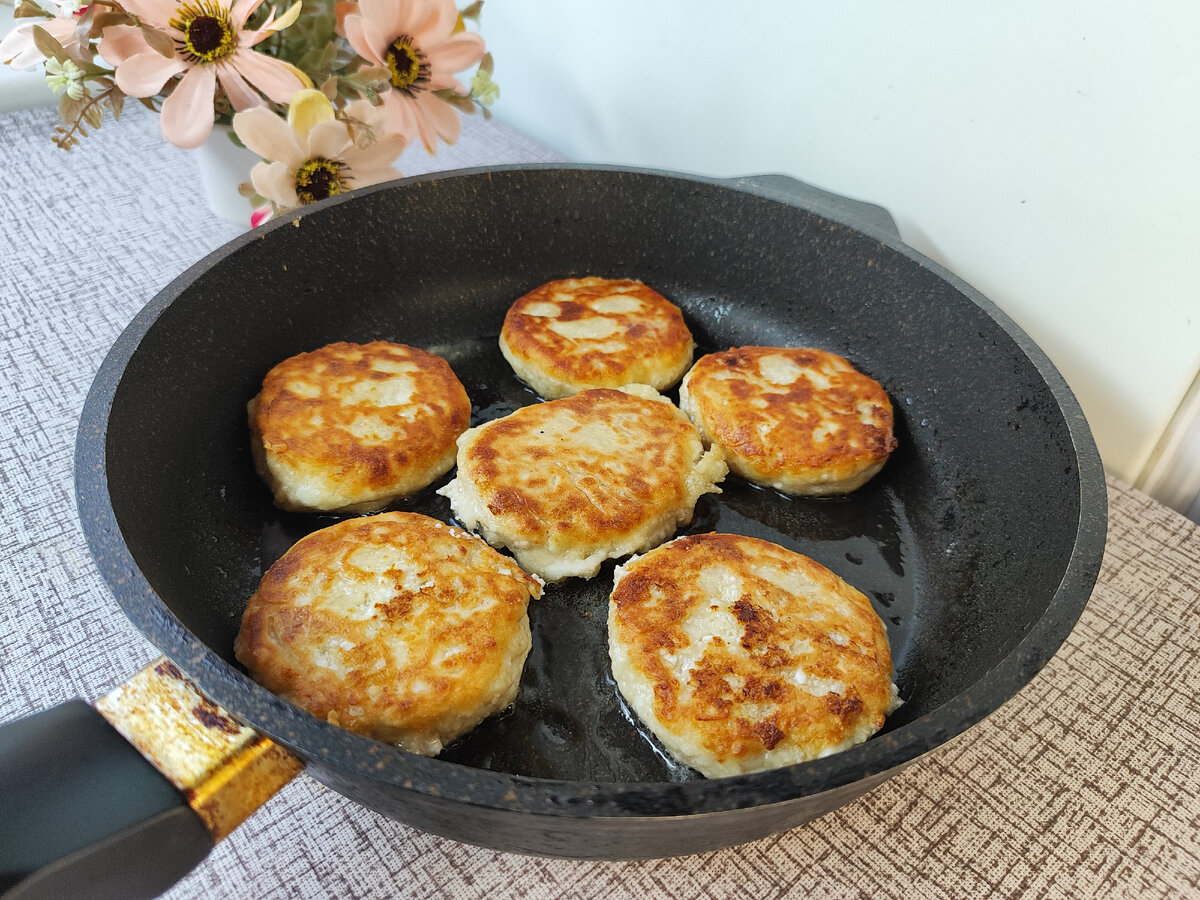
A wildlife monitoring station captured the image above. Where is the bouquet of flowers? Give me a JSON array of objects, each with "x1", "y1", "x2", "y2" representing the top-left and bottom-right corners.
[{"x1": 0, "y1": 0, "x2": 497, "y2": 221}]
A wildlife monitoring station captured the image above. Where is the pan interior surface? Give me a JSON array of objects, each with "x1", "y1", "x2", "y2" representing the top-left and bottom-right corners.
[{"x1": 87, "y1": 167, "x2": 1102, "y2": 827}]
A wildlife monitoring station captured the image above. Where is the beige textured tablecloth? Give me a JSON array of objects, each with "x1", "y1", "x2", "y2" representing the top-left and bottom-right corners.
[{"x1": 1, "y1": 101, "x2": 1198, "y2": 899}]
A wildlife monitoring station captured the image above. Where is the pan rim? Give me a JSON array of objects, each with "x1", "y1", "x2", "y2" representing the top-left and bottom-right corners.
[{"x1": 74, "y1": 163, "x2": 1108, "y2": 819}]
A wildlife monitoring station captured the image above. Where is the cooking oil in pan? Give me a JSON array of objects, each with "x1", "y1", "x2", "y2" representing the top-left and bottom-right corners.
[{"x1": 256, "y1": 335, "x2": 921, "y2": 783}]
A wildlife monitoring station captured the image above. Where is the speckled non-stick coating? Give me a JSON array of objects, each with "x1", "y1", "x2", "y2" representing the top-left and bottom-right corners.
[{"x1": 75, "y1": 166, "x2": 1106, "y2": 859}]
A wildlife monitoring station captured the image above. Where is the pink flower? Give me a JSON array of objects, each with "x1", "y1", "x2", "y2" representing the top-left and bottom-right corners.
[
  {"x1": 250, "y1": 204, "x2": 274, "y2": 227},
  {"x1": 340, "y1": 0, "x2": 484, "y2": 152},
  {"x1": 0, "y1": 15, "x2": 80, "y2": 69},
  {"x1": 233, "y1": 89, "x2": 407, "y2": 212},
  {"x1": 98, "y1": 0, "x2": 308, "y2": 149}
]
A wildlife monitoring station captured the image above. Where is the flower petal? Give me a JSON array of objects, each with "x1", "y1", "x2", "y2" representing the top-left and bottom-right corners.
[
  {"x1": 358, "y1": 0, "x2": 407, "y2": 45},
  {"x1": 287, "y1": 88, "x2": 335, "y2": 141},
  {"x1": 343, "y1": 14, "x2": 391, "y2": 66},
  {"x1": 378, "y1": 88, "x2": 418, "y2": 143},
  {"x1": 347, "y1": 134, "x2": 406, "y2": 175},
  {"x1": 347, "y1": 160, "x2": 401, "y2": 190},
  {"x1": 97, "y1": 23, "x2": 153, "y2": 66},
  {"x1": 250, "y1": 205, "x2": 274, "y2": 227},
  {"x1": 265, "y1": 0, "x2": 303, "y2": 32},
  {"x1": 334, "y1": 0, "x2": 358, "y2": 33},
  {"x1": 410, "y1": 0, "x2": 456, "y2": 44},
  {"x1": 230, "y1": 0, "x2": 264, "y2": 28},
  {"x1": 216, "y1": 63, "x2": 263, "y2": 111},
  {"x1": 159, "y1": 64, "x2": 217, "y2": 148},
  {"x1": 114, "y1": 50, "x2": 186, "y2": 98},
  {"x1": 425, "y1": 31, "x2": 484, "y2": 77},
  {"x1": 0, "y1": 26, "x2": 43, "y2": 69},
  {"x1": 118, "y1": 0, "x2": 179, "y2": 29},
  {"x1": 414, "y1": 89, "x2": 460, "y2": 149},
  {"x1": 343, "y1": 97, "x2": 389, "y2": 134},
  {"x1": 230, "y1": 47, "x2": 305, "y2": 103},
  {"x1": 339, "y1": 13, "x2": 369, "y2": 61},
  {"x1": 2, "y1": 17, "x2": 79, "y2": 68},
  {"x1": 306, "y1": 118, "x2": 352, "y2": 159},
  {"x1": 252, "y1": 159, "x2": 299, "y2": 209},
  {"x1": 232, "y1": 104, "x2": 300, "y2": 164}
]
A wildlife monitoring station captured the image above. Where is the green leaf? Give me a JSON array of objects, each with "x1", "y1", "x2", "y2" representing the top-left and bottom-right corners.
[
  {"x1": 58, "y1": 91, "x2": 84, "y2": 123},
  {"x1": 106, "y1": 91, "x2": 124, "y2": 121},
  {"x1": 141, "y1": 26, "x2": 176, "y2": 59},
  {"x1": 31, "y1": 25, "x2": 69, "y2": 63},
  {"x1": 459, "y1": 1, "x2": 484, "y2": 22},
  {"x1": 77, "y1": 60, "x2": 115, "y2": 77},
  {"x1": 53, "y1": 129, "x2": 78, "y2": 150},
  {"x1": 14, "y1": 1, "x2": 49, "y2": 19},
  {"x1": 92, "y1": 11, "x2": 135, "y2": 30}
]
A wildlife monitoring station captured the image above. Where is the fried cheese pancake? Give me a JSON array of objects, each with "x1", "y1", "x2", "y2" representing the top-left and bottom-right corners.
[
  {"x1": 679, "y1": 346, "x2": 897, "y2": 495},
  {"x1": 234, "y1": 512, "x2": 542, "y2": 755},
  {"x1": 608, "y1": 533, "x2": 900, "y2": 778},
  {"x1": 438, "y1": 385, "x2": 727, "y2": 582},
  {"x1": 249, "y1": 341, "x2": 470, "y2": 514},
  {"x1": 499, "y1": 277, "x2": 695, "y2": 399}
]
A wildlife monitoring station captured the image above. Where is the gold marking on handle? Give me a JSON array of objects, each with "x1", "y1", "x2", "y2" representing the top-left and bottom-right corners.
[{"x1": 94, "y1": 657, "x2": 303, "y2": 842}]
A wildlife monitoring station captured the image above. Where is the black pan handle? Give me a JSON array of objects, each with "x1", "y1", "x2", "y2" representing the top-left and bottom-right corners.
[
  {"x1": 0, "y1": 659, "x2": 302, "y2": 899},
  {"x1": 730, "y1": 174, "x2": 903, "y2": 240}
]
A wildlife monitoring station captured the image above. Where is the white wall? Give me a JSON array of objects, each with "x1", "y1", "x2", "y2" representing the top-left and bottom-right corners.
[{"x1": 482, "y1": 1, "x2": 1200, "y2": 483}]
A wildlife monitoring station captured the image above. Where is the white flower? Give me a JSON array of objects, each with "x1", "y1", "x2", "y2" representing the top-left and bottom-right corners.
[
  {"x1": 470, "y1": 67, "x2": 497, "y2": 107},
  {"x1": 233, "y1": 89, "x2": 407, "y2": 213},
  {"x1": 45, "y1": 57, "x2": 85, "y2": 100}
]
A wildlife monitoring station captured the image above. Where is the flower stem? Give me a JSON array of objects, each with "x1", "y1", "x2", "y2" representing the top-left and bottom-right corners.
[{"x1": 54, "y1": 84, "x2": 118, "y2": 149}]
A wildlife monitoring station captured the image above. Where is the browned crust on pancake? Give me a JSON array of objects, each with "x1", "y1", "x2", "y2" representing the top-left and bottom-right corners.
[
  {"x1": 609, "y1": 533, "x2": 896, "y2": 772},
  {"x1": 251, "y1": 341, "x2": 470, "y2": 511},
  {"x1": 500, "y1": 278, "x2": 694, "y2": 395},
  {"x1": 458, "y1": 388, "x2": 710, "y2": 548},
  {"x1": 234, "y1": 512, "x2": 541, "y2": 749},
  {"x1": 682, "y1": 346, "x2": 896, "y2": 493}
]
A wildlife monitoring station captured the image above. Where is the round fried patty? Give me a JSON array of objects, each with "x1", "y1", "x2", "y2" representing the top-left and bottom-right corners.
[
  {"x1": 609, "y1": 532, "x2": 900, "y2": 778},
  {"x1": 234, "y1": 512, "x2": 542, "y2": 755},
  {"x1": 249, "y1": 341, "x2": 470, "y2": 514},
  {"x1": 679, "y1": 346, "x2": 896, "y2": 495},
  {"x1": 438, "y1": 385, "x2": 727, "y2": 582},
  {"x1": 499, "y1": 277, "x2": 695, "y2": 399}
]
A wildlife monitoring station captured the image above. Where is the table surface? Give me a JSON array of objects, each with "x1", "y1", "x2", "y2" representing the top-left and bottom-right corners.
[{"x1": 2, "y1": 102, "x2": 1198, "y2": 900}]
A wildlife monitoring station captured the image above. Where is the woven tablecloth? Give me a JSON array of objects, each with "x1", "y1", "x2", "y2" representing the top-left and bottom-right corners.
[{"x1": 2, "y1": 102, "x2": 1198, "y2": 900}]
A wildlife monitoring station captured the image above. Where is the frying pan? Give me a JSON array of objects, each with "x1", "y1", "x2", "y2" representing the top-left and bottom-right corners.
[{"x1": 2, "y1": 165, "x2": 1106, "y2": 897}]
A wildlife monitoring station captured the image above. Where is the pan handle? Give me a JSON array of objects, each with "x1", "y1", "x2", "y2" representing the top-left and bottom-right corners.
[
  {"x1": 730, "y1": 174, "x2": 903, "y2": 240},
  {"x1": 0, "y1": 659, "x2": 302, "y2": 900}
]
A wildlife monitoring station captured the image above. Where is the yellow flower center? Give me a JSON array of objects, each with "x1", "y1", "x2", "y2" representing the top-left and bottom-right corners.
[
  {"x1": 172, "y1": 1, "x2": 236, "y2": 64},
  {"x1": 295, "y1": 158, "x2": 345, "y2": 204},
  {"x1": 385, "y1": 35, "x2": 430, "y2": 94}
]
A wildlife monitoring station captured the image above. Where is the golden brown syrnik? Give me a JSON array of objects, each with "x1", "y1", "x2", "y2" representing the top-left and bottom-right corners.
[
  {"x1": 438, "y1": 385, "x2": 727, "y2": 582},
  {"x1": 499, "y1": 277, "x2": 695, "y2": 399},
  {"x1": 679, "y1": 346, "x2": 897, "y2": 495},
  {"x1": 248, "y1": 341, "x2": 470, "y2": 513},
  {"x1": 234, "y1": 512, "x2": 542, "y2": 755},
  {"x1": 608, "y1": 533, "x2": 901, "y2": 778}
]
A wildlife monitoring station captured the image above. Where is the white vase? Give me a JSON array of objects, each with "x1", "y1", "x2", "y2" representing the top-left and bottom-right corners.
[{"x1": 194, "y1": 124, "x2": 261, "y2": 226}]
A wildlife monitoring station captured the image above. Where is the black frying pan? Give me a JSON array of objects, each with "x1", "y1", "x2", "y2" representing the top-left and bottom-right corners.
[{"x1": 4, "y1": 166, "x2": 1107, "y2": 896}]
